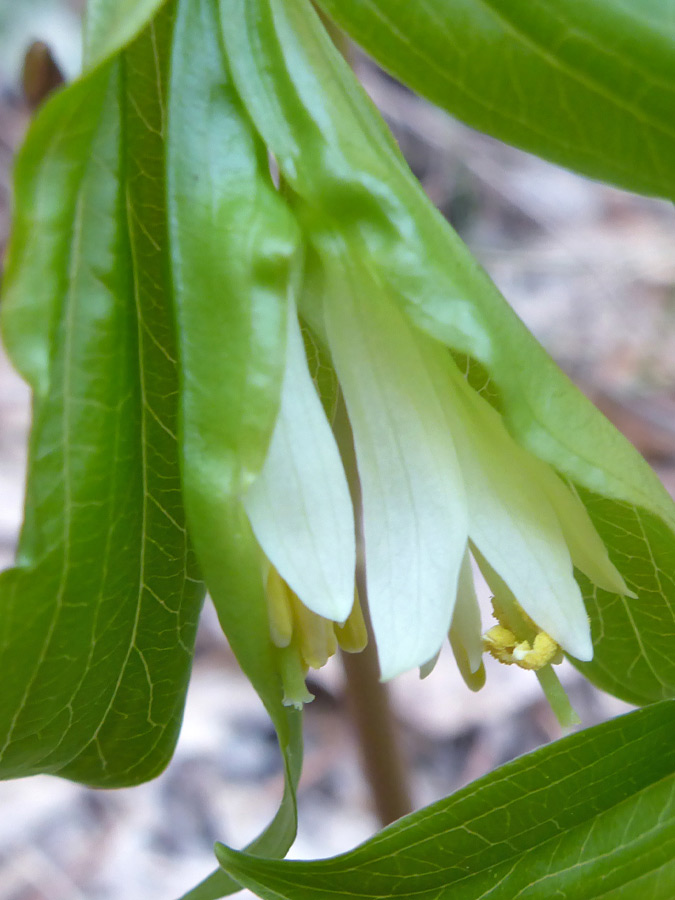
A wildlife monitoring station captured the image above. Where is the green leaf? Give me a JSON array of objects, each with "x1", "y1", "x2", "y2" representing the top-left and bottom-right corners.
[
  {"x1": 83, "y1": 0, "x2": 169, "y2": 70},
  {"x1": 573, "y1": 489, "x2": 675, "y2": 706},
  {"x1": 168, "y1": 0, "x2": 303, "y2": 894},
  {"x1": 317, "y1": 0, "x2": 675, "y2": 201},
  {"x1": 217, "y1": 701, "x2": 675, "y2": 900},
  {"x1": 0, "y1": 3, "x2": 204, "y2": 786},
  {"x1": 1, "y1": 68, "x2": 112, "y2": 399},
  {"x1": 220, "y1": 0, "x2": 675, "y2": 705}
]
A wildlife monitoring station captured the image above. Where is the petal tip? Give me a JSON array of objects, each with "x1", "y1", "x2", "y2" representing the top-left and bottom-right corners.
[
  {"x1": 565, "y1": 632, "x2": 593, "y2": 663},
  {"x1": 377, "y1": 635, "x2": 446, "y2": 682}
]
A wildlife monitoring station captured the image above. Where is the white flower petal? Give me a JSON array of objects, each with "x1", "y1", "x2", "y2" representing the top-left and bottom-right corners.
[
  {"x1": 419, "y1": 650, "x2": 440, "y2": 680},
  {"x1": 243, "y1": 302, "x2": 355, "y2": 623},
  {"x1": 430, "y1": 351, "x2": 593, "y2": 662},
  {"x1": 449, "y1": 549, "x2": 483, "y2": 675},
  {"x1": 532, "y1": 463, "x2": 635, "y2": 597},
  {"x1": 324, "y1": 264, "x2": 468, "y2": 679}
]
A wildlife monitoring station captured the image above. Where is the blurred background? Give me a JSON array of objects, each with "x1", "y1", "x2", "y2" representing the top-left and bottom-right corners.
[{"x1": 1, "y1": 3, "x2": 674, "y2": 899}]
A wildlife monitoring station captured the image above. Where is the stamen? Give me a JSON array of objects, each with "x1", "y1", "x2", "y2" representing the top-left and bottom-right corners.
[
  {"x1": 482, "y1": 624, "x2": 517, "y2": 664},
  {"x1": 265, "y1": 567, "x2": 293, "y2": 648},
  {"x1": 482, "y1": 592, "x2": 581, "y2": 727},
  {"x1": 334, "y1": 592, "x2": 368, "y2": 653},
  {"x1": 288, "y1": 590, "x2": 337, "y2": 669},
  {"x1": 265, "y1": 566, "x2": 343, "y2": 706}
]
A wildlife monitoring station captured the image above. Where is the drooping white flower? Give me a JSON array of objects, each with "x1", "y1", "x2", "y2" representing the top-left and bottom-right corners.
[
  {"x1": 242, "y1": 270, "x2": 632, "y2": 712},
  {"x1": 241, "y1": 298, "x2": 365, "y2": 707},
  {"x1": 243, "y1": 297, "x2": 356, "y2": 625}
]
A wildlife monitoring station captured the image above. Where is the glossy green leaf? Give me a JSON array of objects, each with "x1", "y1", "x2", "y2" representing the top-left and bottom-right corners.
[
  {"x1": 1, "y1": 68, "x2": 112, "y2": 399},
  {"x1": 0, "y1": 4, "x2": 204, "y2": 786},
  {"x1": 167, "y1": 0, "x2": 303, "y2": 894},
  {"x1": 317, "y1": 0, "x2": 675, "y2": 201},
  {"x1": 83, "y1": 0, "x2": 169, "y2": 70},
  {"x1": 217, "y1": 701, "x2": 675, "y2": 900},
  {"x1": 221, "y1": 0, "x2": 675, "y2": 704}
]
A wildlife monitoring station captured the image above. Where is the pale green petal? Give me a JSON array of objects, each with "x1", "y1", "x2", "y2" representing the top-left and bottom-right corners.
[
  {"x1": 323, "y1": 260, "x2": 468, "y2": 680},
  {"x1": 472, "y1": 547, "x2": 533, "y2": 639},
  {"x1": 429, "y1": 348, "x2": 593, "y2": 662},
  {"x1": 449, "y1": 549, "x2": 484, "y2": 677},
  {"x1": 532, "y1": 463, "x2": 635, "y2": 597},
  {"x1": 243, "y1": 303, "x2": 356, "y2": 623},
  {"x1": 419, "y1": 650, "x2": 440, "y2": 680}
]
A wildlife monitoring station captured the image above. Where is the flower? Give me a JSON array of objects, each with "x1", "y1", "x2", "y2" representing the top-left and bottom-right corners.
[
  {"x1": 242, "y1": 294, "x2": 366, "y2": 706},
  {"x1": 242, "y1": 263, "x2": 632, "y2": 713}
]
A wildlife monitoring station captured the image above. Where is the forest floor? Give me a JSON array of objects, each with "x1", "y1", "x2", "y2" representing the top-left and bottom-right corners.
[{"x1": 0, "y1": 7, "x2": 674, "y2": 900}]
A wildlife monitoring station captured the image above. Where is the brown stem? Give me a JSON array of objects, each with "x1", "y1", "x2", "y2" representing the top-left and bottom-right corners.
[{"x1": 340, "y1": 607, "x2": 414, "y2": 826}]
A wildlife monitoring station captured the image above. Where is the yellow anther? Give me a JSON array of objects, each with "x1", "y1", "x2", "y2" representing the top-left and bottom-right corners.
[
  {"x1": 517, "y1": 632, "x2": 560, "y2": 670},
  {"x1": 482, "y1": 624, "x2": 518, "y2": 665},
  {"x1": 482, "y1": 623, "x2": 561, "y2": 671},
  {"x1": 288, "y1": 590, "x2": 338, "y2": 670},
  {"x1": 264, "y1": 566, "x2": 343, "y2": 670},
  {"x1": 334, "y1": 591, "x2": 368, "y2": 653},
  {"x1": 265, "y1": 567, "x2": 293, "y2": 648}
]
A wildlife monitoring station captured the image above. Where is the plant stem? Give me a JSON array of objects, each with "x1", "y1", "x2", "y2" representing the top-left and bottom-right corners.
[{"x1": 340, "y1": 602, "x2": 414, "y2": 826}]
